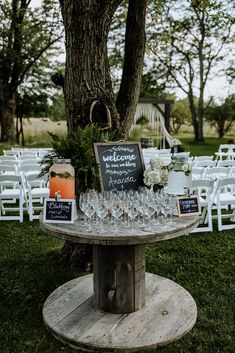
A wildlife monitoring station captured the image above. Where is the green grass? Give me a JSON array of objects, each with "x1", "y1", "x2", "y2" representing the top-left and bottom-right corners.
[
  {"x1": 180, "y1": 137, "x2": 231, "y2": 157},
  {"x1": 0, "y1": 135, "x2": 234, "y2": 352},
  {"x1": 0, "y1": 134, "x2": 231, "y2": 158},
  {"x1": 0, "y1": 220, "x2": 234, "y2": 353}
]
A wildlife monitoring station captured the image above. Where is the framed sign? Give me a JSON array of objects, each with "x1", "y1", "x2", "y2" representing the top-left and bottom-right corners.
[
  {"x1": 94, "y1": 142, "x2": 144, "y2": 192},
  {"x1": 43, "y1": 198, "x2": 75, "y2": 223},
  {"x1": 176, "y1": 195, "x2": 201, "y2": 217}
]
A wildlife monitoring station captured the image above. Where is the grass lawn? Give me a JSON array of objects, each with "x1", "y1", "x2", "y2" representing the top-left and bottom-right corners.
[
  {"x1": 0, "y1": 220, "x2": 234, "y2": 353},
  {"x1": 0, "y1": 136, "x2": 234, "y2": 352}
]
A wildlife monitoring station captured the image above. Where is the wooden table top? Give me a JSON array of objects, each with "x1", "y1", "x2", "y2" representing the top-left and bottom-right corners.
[{"x1": 40, "y1": 215, "x2": 199, "y2": 246}]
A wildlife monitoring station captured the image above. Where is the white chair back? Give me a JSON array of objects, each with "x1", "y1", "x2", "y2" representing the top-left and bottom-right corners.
[
  {"x1": 190, "y1": 178, "x2": 217, "y2": 233},
  {"x1": 214, "y1": 177, "x2": 235, "y2": 231},
  {"x1": 192, "y1": 167, "x2": 205, "y2": 179},
  {"x1": 204, "y1": 167, "x2": 230, "y2": 180},
  {"x1": 217, "y1": 160, "x2": 235, "y2": 167},
  {"x1": 195, "y1": 160, "x2": 217, "y2": 168},
  {"x1": 25, "y1": 173, "x2": 49, "y2": 221},
  {"x1": 0, "y1": 174, "x2": 24, "y2": 222}
]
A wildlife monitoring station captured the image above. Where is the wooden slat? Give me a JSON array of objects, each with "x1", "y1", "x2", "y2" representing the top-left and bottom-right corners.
[
  {"x1": 43, "y1": 273, "x2": 197, "y2": 352},
  {"x1": 40, "y1": 215, "x2": 199, "y2": 246}
]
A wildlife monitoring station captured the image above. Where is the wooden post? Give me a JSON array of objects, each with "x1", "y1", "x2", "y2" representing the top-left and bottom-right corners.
[{"x1": 93, "y1": 244, "x2": 145, "y2": 313}]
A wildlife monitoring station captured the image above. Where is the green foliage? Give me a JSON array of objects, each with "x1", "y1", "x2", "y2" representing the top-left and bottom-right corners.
[
  {"x1": 146, "y1": 0, "x2": 234, "y2": 141},
  {"x1": 140, "y1": 70, "x2": 166, "y2": 98},
  {"x1": 170, "y1": 98, "x2": 191, "y2": 134},
  {"x1": 0, "y1": 0, "x2": 63, "y2": 141},
  {"x1": 42, "y1": 124, "x2": 117, "y2": 194},
  {"x1": 205, "y1": 94, "x2": 235, "y2": 138},
  {"x1": 136, "y1": 115, "x2": 149, "y2": 125},
  {"x1": 48, "y1": 92, "x2": 65, "y2": 121}
]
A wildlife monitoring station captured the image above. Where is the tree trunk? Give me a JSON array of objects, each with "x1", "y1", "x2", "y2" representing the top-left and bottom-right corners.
[
  {"x1": 116, "y1": 0, "x2": 147, "y2": 138},
  {"x1": 188, "y1": 91, "x2": 204, "y2": 142},
  {"x1": 59, "y1": 0, "x2": 147, "y2": 269},
  {"x1": 54, "y1": 241, "x2": 93, "y2": 271},
  {"x1": 60, "y1": 0, "x2": 122, "y2": 135},
  {"x1": 0, "y1": 92, "x2": 16, "y2": 142}
]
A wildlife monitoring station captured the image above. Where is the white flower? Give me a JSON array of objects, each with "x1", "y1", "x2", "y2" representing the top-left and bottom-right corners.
[
  {"x1": 143, "y1": 158, "x2": 168, "y2": 188},
  {"x1": 182, "y1": 164, "x2": 189, "y2": 172}
]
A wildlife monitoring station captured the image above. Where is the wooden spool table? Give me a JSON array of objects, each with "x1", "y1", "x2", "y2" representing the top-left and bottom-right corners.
[{"x1": 40, "y1": 215, "x2": 199, "y2": 352}]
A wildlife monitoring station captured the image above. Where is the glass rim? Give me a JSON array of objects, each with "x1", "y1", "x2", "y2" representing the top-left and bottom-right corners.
[{"x1": 52, "y1": 158, "x2": 71, "y2": 163}]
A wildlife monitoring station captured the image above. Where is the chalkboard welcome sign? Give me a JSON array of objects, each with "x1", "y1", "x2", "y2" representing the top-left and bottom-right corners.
[
  {"x1": 176, "y1": 195, "x2": 201, "y2": 217},
  {"x1": 94, "y1": 142, "x2": 144, "y2": 192},
  {"x1": 43, "y1": 198, "x2": 75, "y2": 223}
]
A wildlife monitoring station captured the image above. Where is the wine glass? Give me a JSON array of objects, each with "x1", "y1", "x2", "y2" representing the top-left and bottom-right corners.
[{"x1": 127, "y1": 199, "x2": 139, "y2": 233}]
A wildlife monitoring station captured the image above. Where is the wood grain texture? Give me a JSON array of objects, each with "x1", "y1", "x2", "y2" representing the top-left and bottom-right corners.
[
  {"x1": 93, "y1": 245, "x2": 145, "y2": 313},
  {"x1": 43, "y1": 273, "x2": 197, "y2": 352},
  {"x1": 40, "y1": 215, "x2": 199, "y2": 246}
]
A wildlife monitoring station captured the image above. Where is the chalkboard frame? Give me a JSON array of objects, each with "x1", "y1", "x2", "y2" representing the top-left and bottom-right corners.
[
  {"x1": 94, "y1": 141, "x2": 145, "y2": 192},
  {"x1": 43, "y1": 198, "x2": 75, "y2": 224},
  {"x1": 176, "y1": 195, "x2": 201, "y2": 217}
]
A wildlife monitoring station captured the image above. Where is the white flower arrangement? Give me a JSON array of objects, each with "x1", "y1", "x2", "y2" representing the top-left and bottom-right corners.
[
  {"x1": 143, "y1": 158, "x2": 168, "y2": 188},
  {"x1": 167, "y1": 158, "x2": 192, "y2": 176}
]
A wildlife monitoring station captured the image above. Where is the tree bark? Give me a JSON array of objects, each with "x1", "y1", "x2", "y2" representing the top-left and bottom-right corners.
[
  {"x1": 0, "y1": 90, "x2": 16, "y2": 142},
  {"x1": 116, "y1": 0, "x2": 147, "y2": 138},
  {"x1": 58, "y1": 0, "x2": 147, "y2": 269},
  {"x1": 60, "y1": 0, "x2": 122, "y2": 135}
]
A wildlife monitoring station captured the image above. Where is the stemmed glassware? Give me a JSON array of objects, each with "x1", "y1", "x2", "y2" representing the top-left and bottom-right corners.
[
  {"x1": 79, "y1": 191, "x2": 95, "y2": 231},
  {"x1": 78, "y1": 188, "x2": 176, "y2": 234},
  {"x1": 126, "y1": 198, "x2": 139, "y2": 233}
]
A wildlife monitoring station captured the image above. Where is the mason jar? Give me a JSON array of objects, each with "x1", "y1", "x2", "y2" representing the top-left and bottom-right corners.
[{"x1": 49, "y1": 158, "x2": 75, "y2": 199}]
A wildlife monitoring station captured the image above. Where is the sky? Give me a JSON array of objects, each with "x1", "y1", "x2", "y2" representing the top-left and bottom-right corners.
[{"x1": 31, "y1": 0, "x2": 234, "y2": 102}]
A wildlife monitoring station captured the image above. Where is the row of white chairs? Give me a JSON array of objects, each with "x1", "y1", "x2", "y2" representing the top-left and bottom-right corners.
[
  {"x1": 190, "y1": 177, "x2": 235, "y2": 233},
  {"x1": 0, "y1": 171, "x2": 49, "y2": 222},
  {"x1": 215, "y1": 144, "x2": 235, "y2": 161},
  {"x1": 192, "y1": 166, "x2": 235, "y2": 180},
  {"x1": 3, "y1": 147, "x2": 52, "y2": 159},
  {"x1": 142, "y1": 150, "x2": 235, "y2": 168}
]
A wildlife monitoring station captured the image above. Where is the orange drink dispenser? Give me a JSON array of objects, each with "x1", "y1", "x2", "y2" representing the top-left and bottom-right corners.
[{"x1": 49, "y1": 158, "x2": 75, "y2": 199}]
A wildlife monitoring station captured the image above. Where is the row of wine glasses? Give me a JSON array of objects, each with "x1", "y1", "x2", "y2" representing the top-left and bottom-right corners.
[{"x1": 78, "y1": 188, "x2": 178, "y2": 234}]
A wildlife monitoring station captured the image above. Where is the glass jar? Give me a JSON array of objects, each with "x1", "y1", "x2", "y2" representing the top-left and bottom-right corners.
[{"x1": 49, "y1": 158, "x2": 75, "y2": 199}]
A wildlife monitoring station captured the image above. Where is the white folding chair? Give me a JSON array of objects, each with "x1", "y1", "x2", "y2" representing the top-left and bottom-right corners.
[
  {"x1": 217, "y1": 160, "x2": 235, "y2": 167},
  {"x1": 215, "y1": 144, "x2": 234, "y2": 161},
  {"x1": 192, "y1": 167, "x2": 205, "y2": 179},
  {"x1": 190, "y1": 178, "x2": 217, "y2": 233},
  {"x1": 213, "y1": 177, "x2": 235, "y2": 231},
  {"x1": 228, "y1": 167, "x2": 235, "y2": 178},
  {"x1": 204, "y1": 167, "x2": 230, "y2": 180},
  {"x1": 0, "y1": 164, "x2": 18, "y2": 175},
  {"x1": 25, "y1": 173, "x2": 49, "y2": 221},
  {"x1": 0, "y1": 155, "x2": 17, "y2": 161},
  {"x1": 0, "y1": 174, "x2": 24, "y2": 222},
  {"x1": 20, "y1": 159, "x2": 40, "y2": 166},
  {"x1": 194, "y1": 155, "x2": 213, "y2": 162},
  {"x1": 195, "y1": 160, "x2": 217, "y2": 168},
  {"x1": 3, "y1": 149, "x2": 20, "y2": 158}
]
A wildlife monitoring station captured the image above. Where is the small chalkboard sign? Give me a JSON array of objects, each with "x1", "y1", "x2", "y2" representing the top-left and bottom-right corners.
[
  {"x1": 176, "y1": 195, "x2": 201, "y2": 217},
  {"x1": 43, "y1": 198, "x2": 75, "y2": 223},
  {"x1": 94, "y1": 142, "x2": 144, "y2": 192}
]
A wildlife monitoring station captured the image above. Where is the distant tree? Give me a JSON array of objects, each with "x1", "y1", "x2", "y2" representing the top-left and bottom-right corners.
[
  {"x1": 0, "y1": 0, "x2": 63, "y2": 142},
  {"x1": 170, "y1": 98, "x2": 191, "y2": 134},
  {"x1": 48, "y1": 92, "x2": 65, "y2": 121},
  {"x1": 205, "y1": 94, "x2": 235, "y2": 138},
  {"x1": 148, "y1": 0, "x2": 234, "y2": 142},
  {"x1": 139, "y1": 70, "x2": 166, "y2": 99},
  {"x1": 15, "y1": 90, "x2": 50, "y2": 145}
]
